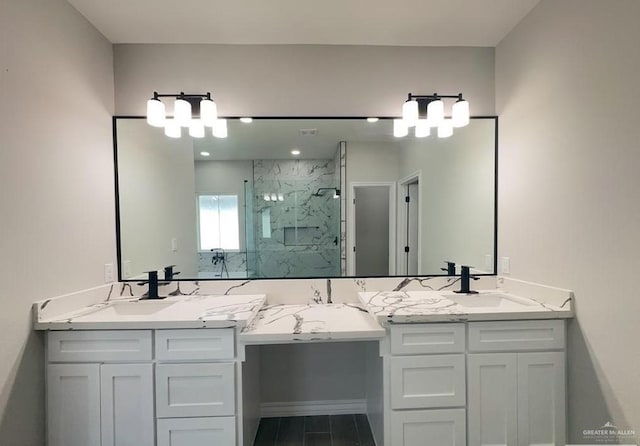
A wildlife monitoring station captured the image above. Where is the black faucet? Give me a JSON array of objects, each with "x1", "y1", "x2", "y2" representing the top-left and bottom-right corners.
[
  {"x1": 441, "y1": 261, "x2": 456, "y2": 276},
  {"x1": 164, "y1": 265, "x2": 180, "y2": 281},
  {"x1": 454, "y1": 265, "x2": 479, "y2": 294},
  {"x1": 138, "y1": 271, "x2": 166, "y2": 300}
]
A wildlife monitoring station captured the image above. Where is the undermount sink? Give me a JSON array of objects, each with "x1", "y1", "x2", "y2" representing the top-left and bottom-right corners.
[
  {"x1": 446, "y1": 293, "x2": 536, "y2": 309},
  {"x1": 73, "y1": 300, "x2": 177, "y2": 321}
]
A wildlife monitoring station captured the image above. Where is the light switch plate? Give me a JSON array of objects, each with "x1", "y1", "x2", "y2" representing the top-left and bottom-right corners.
[
  {"x1": 171, "y1": 238, "x2": 178, "y2": 252},
  {"x1": 104, "y1": 263, "x2": 115, "y2": 283},
  {"x1": 500, "y1": 257, "x2": 511, "y2": 275},
  {"x1": 122, "y1": 260, "x2": 132, "y2": 279},
  {"x1": 484, "y1": 254, "x2": 493, "y2": 271}
]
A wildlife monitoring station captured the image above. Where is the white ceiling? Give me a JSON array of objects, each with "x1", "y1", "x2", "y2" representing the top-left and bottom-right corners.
[{"x1": 67, "y1": 0, "x2": 540, "y2": 46}]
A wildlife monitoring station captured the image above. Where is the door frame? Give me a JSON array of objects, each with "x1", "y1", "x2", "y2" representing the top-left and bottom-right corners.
[
  {"x1": 347, "y1": 182, "x2": 397, "y2": 276},
  {"x1": 396, "y1": 171, "x2": 422, "y2": 275}
]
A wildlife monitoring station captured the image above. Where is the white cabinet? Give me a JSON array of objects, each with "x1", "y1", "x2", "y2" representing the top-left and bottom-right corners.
[
  {"x1": 391, "y1": 409, "x2": 466, "y2": 446},
  {"x1": 156, "y1": 362, "x2": 236, "y2": 418},
  {"x1": 467, "y1": 352, "x2": 566, "y2": 446},
  {"x1": 100, "y1": 363, "x2": 155, "y2": 446},
  {"x1": 390, "y1": 354, "x2": 466, "y2": 409},
  {"x1": 157, "y1": 417, "x2": 236, "y2": 446},
  {"x1": 47, "y1": 364, "x2": 101, "y2": 446},
  {"x1": 517, "y1": 352, "x2": 566, "y2": 446}
]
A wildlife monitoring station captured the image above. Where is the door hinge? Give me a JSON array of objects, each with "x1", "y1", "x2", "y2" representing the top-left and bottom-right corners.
[
  {"x1": 353, "y1": 246, "x2": 356, "y2": 252},
  {"x1": 405, "y1": 196, "x2": 410, "y2": 203},
  {"x1": 404, "y1": 246, "x2": 410, "y2": 253}
]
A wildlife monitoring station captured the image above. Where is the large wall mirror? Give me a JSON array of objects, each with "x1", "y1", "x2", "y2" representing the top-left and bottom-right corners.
[{"x1": 114, "y1": 117, "x2": 497, "y2": 280}]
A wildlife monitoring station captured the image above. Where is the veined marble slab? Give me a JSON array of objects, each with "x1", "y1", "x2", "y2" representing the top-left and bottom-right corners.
[
  {"x1": 34, "y1": 294, "x2": 266, "y2": 330},
  {"x1": 358, "y1": 288, "x2": 573, "y2": 324},
  {"x1": 239, "y1": 304, "x2": 385, "y2": 344}
]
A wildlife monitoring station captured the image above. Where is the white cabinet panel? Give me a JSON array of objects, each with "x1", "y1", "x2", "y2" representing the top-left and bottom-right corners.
[
  {"x1": 101, "y1": 363, "x2": 154, "y2": 446},
  {"x1": 48, "y1": 330, "x2": 152, "y2": 362},
  {"x1": 391, "y1": 409, "x2": 466, "y2": 446},
  {"x1": 390, "y1": 354, "x2": 466, "y2": 409},
  {"x1": 468, "y1": 354, "x2": 518, "y2": 446},
  {"x1": 157, "y1": 417, "x2": 236, "y2": 446},
  {"x1": 468, "y1": 320, "x2": 565, "y2": 352},
  {"x1": 391, "y1": 323, "x2": 465, "y2": 355},
  {"x1": 47, "y1": 364, "x2": 101, "y2": 446},
  {"x1": 517, "y1": 352, "x2": 566, "y2": 446},
  {"x1": 156, "y1": 363, "x2": 235, "y2": 418},
  {"x1": 155, "y1": 329, "x2": 234, "y2": 361}
]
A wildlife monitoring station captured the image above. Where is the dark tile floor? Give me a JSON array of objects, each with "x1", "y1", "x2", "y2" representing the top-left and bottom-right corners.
[{"x1": 253, "y1": 414, "x2": 376, "y2": 446}]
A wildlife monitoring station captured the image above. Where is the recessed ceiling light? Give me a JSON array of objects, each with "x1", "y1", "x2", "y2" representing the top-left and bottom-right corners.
[
  {"x1": 291, "y1": 149, "x2": 301, "y2": 156},
  {"x1": 240, "y1": 117, "x2": 253, "y2": 123},
  {"x1": 367, "y1": 117, "x2": 379, "y2": 123},
  {"x1": 200, "y1": 151, "x2": 210, "y2": 156}
]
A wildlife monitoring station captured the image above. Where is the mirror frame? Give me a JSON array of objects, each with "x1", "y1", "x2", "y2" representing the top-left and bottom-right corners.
[{"x1": 112, "y1": 116, "x2": 498, "y2": 281}]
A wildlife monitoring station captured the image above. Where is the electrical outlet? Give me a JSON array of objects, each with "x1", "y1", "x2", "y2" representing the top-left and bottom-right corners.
[
  {"x1": 104, "y1": 263, "x2": 115, "y2": 283},
  {"x1": 122, "y1": 260, "x2": 132, "y2": 279},
  {"x1": 500, "y1": 257, "x2": 511, "y2": 275},
  {"x1": 171, "y1": 238, "x2": 178, "y2": 252}
]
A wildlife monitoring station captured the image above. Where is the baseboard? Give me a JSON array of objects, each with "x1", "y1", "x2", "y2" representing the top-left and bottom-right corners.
[{"x1": 260, "y1": 399, "x2": 367, "y2": 418}]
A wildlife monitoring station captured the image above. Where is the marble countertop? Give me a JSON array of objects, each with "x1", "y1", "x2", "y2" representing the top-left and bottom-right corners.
[
  {"x1": 34, "y1": 294, "x2": 267, "y2": 330},
  {"x1": 358, "y1": 289, "x2": 573, "y2": 324},
  {"x1": 239, "y1": 304, "x2": 386, "y2": 343}
]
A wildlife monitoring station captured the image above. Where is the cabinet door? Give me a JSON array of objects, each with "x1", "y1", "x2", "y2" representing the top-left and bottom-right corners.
[
  {"x1": 101, "y1": 363, "x2": 154, "y2": 446},
  {"x1": 467, "y1": 354, "x2": 518, "y2": 446},
  {"x1": 517, "y1": 352, "x2": 566, "y2": 446},
  {"x1": 390, "y1": 354, "x2": 466, "y2": 409},
  {"x1": 47, "y1": 364, "x2": 101, "y2": 446},
  {"x1": 156, "y1": 363, "x2": 236, "y2": 418},
  {"x1": 391, "y1": 409, "x2": 466, "y2": 446},
  {"x1": 157, "y1": 417, "x2": 236, "y2": 446}
]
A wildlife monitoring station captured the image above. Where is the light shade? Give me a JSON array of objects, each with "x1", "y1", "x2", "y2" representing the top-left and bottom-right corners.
[
  {"x1": 164, "y1": 119, "x2": 181, "y2": 138},
  {"x1": 146, "y1": 99, "x2": 166, "y2": 127},
  {"x1": 200, "y1": 99, "x2": 217, "y2": 126},
  {"x1": 270, "y1": 193, "x2": 277, "y2": 201},
  {"x1": 240, "y1": 117, "x2": 253, "y2": 123},
  {"x1": 174, "y1": 98, "x2": 192, "y2": 127},
  {"x1": 393, "y1": 119, "x2": 408, "y2": 137},
  {"x1": 452, "y1": 100, "x2": 470, "y2": 128},
  {"x1": 263, "y1": 194, "x2": 271, "y2": 201},
  {"x1": 212, "y1": 119, "x2": 228, "y2": 138},
  {"x1": 189, "y1": 119, "x2": 205, "y2": 138},
  {"x1": 437, "y1": 119, "x2": 454, "y2": 138},
  {"x1": 277, "y1": 193, "x2": 284, "y2": 201},
  {"x1": 427, "y1": 99, "x2": 445, "y2": 126},
  {"x1": 402, "y1": 100, "x2": 419, "y2": 127},
  {"x1": 415, "y1": 119, "x2": 431, "y2": 138}
]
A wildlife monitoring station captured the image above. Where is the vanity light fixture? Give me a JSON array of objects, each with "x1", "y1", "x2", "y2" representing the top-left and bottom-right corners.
[
  {"x1": 240, "y1": 117, "x2": 253, "y2": 123},
  {"x1": 399, "y1": 93, "x2": 470, "y2": 138},
  {"x1": 146, "y1": 91, "x2": 227, "y2": 138}
]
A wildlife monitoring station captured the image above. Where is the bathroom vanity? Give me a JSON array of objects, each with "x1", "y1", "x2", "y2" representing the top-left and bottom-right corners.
[{"x1": 34, "y1": 277, "x2": 572, "y2": 446}]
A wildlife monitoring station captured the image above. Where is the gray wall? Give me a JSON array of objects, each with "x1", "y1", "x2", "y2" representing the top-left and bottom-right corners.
[
  {"x1": 496, "y1": 0, "x2": 640, "y2": 442},
  {"x1": 114, "y1": 44, "x2": 495, "y2": 116},
  {"x1": 0, "y1": 0, "x2": 115, "y2": 444}
]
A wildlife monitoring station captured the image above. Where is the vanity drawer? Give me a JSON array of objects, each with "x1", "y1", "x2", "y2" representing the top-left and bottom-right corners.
[
  {"x1": 157, "y1": 417, "x2": 236, "y2": 446},
  {"x1": 468, "y1": 320, "x2": 565, "y2": 352},
  {"x1": 390, "y1": 354, "x2": 466, "y2": 409},
  {"x1": 155, "y1": 329, "x2": 234, "y2": 361},
  {"x1": 390, "y1": 409, "x2": 466, "y2": 446},
  {"x1": 47, "y1": 330, "x2": 152, "y2": 362},
  {"x1": 155, "y1": 363, "x2": 235, "y2": 418},
  {"x1": 390, "y1": 323, "x2": 465, "y2": 355}
]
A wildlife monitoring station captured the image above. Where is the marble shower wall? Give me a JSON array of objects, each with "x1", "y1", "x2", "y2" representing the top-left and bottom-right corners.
[
  {"x1": 251, "y1": 159, "x2": 340, "y2": 278},
  {"x1": 197, "y1": 251, "x2": 248, "y2": 278}
]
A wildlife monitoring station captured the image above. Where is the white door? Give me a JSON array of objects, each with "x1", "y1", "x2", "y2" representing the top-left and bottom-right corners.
[
  {"x1": 467, "y1": 354, "x2": 518, "y2": 446},
  {"x1": 405, "y1": 182, "x2": 419, "y2": 275},
  {"x1": 47, "y1": 363, "x2": 101, "y2": 446},
  {"x1": 391, "y1": 408, "x2": 466, "y2": 446},
  {"x1": 100, "y1": 363, "x2": 155, "y2": 446},
  {"x1": 517, "y1": 352, "x2": 566, "y2": 446},
  {"x1": 157, "y1": 417, "x2": 236, "y2": 446}
]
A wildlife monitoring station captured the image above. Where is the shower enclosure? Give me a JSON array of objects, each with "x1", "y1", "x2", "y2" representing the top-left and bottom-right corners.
[{"x1": 244, "y1": 159, "x2": 341, "y2": 278}]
